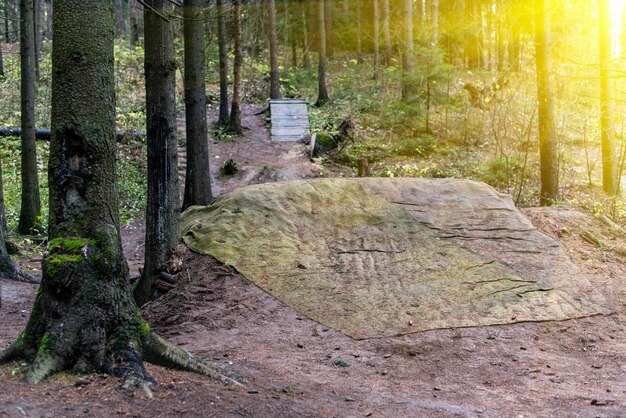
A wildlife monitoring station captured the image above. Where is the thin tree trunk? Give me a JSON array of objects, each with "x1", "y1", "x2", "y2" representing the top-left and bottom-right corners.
[
  {"x1": 373, "y1": 0, "x2": 380, "y2": 80},
  {"x1": 599, "y1": 0, "x2": 617, "y2": 194},
  {"x1": 315, "y1": 0, "x2": 329, "y2": 106},
  {"x1": 34, "y1": 0, "x2": 41, "y2": 80},
  {"x1": 324, "y1": 0, "x2": 333, "y2": 59},
  {"x1": 18, "y1": 0, "x2": 41, "y2": 235},
  {"x1": 355, "y1": 0, "x2": 362, "y2": 62},
  {"x1": 401, "y1": 0, "x2": 415, "y2": 102},
  {"x1": 0, "y1": 158, "x2": 6, "y2": 232},
  {"x1": 130, "y1": 0, "x2": 140, "y2": 46},
  {"x1": 115, "y1": 0, "x2": 123, "y2": 36},
  {"x1": 535, "y1": 0, "x2": 558, "y2": 205},
  {"x1": 268, "y1": 0, "x2": 281, "y2": 99},
  {"x1": 135, "y1": 0, "x2": 180, "y2": 306},
  {"x1": 432, "y1": 0, "x2": 439, "y2": 45},
  {"x1": 44, "y1": 0, "x2": 51, "y2": 39},
  {"x1": 301, "y1": 0, "x2": 311, "y2": 68},
  {"x1": 217, "y1": 0, "x2": 229, "y2": 124},
  {"x1": 0, "y1": 41, "x2": 4, "y2": 78},
  {"x1": 382, "y1": 0, "x2": 390, "y2": 66},
  {"x1": 229, "y1": 0, "x2": 243, "y2": 134},
  {"x1": 183, "y1": 0, "x2": 212, "y2": 210}
]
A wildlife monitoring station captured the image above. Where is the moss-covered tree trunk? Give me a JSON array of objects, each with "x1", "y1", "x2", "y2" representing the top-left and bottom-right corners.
[
  {"x1": 229, "y1": 0, "x2": 243, "y2": 134},
  {"x1": 1, "y1": 0, "x2": 238, "y2": 387},
  {"x1": 133, "y1": 0, "x2": 181, "y2": 306},
  {"x1": 182, "y1": 0, "x2": 212, "y2": 210},
  {"x1": 18, "y1": 0, "x2": 41, "y2": 235}
]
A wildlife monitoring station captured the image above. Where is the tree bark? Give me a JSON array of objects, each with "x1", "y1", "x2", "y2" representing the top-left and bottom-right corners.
[
  {"x1": 44, "y1": 0, "x2": 52, "y2": 40},
  {"x1": 183, "y1": 0, "x2": 212, "y2": 210},
  {"x1": 535, "y1": 0, "x2": 558, "y2": 205},
  {"x1": 315, "y1": 0, "x2": 329, "y2": 106},
  {"x1": 18, "y1": 0, "x2": 41, "y2": 235},
  {"x1": 34, "y1": 0, "x2": 42, "y2": 80},
  {"x1": 268, "y1": 0, "x2": 281, "y2": 99},
  {"x1": 216, "y1": 0, "x2": 229, "y2": 124},
  {"x1": 134, "y1": 0, "x2": 180, "y2": 306},
  {"x1": 401, "y1": 0, "x2": 415, "y2": 102},
  {"x1": 301, "y1": 0, "x2": 311, "y2": 68},
  {"x1": 599, "y1": 0, "x2": 618, "y2": 195},
  {"x1": 130, "y1": 0, "x2": 140, "y2": 46},
  {"x1": 229, "y1": 0, "x2": 243, "y2": 134},
  {"x1": 0, "y1": 41, "x2": 4, "y2": 78},
  {"x1": 324, "y1": 0, "x2": 333, "y2": 59},
  {"x1": 382, "y1": 0, "x2": 390, "y2": 66},
  {"x1": 373, "y1": 0, "x2": 380, "y2": 80}
]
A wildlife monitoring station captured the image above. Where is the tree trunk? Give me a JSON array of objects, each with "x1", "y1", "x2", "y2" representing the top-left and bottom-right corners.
[
  {"x1": 229, "y1": 0, "x2": 243, "y2": 134},
  {"x1": 599, "y1": 0, "x2": 618, "y2": 195},
  {"x1": 401, "y1": 0, "x2": 415, "y2": 102},
  {"x1": 382, "y1": 0, "x2": 390, "y2": 66},
  {"x1": 0, "y1": 41, "x2": 4, "y2": 78},
  {"x1": 217, "y1": 0, "x2": 229, "y2": 124},
  {"x1": 134, "y1": 0, "x2": 180, "y2": 306},
  {"x1": 431, "y1": 0, "x2": 439, "y2": 44},
  {"x1": 373, "y1": 0, "x2": 380, "y2": 80},
  {"x1": 535, "y1": 0, "x2": 558, "y2": 205},
  {"x1": 508, "y1": 2, "x2": 521, "y2": 72},
  {"x1": 268, "y1": 0, "x2": 281, "y2": 99},
  {"x1": 0, "y1": 158, "x2": 7, "y2": 233},
  {"x1": 130, "y1": 0, "x2": 140, "y2": 46},
  {"x1": 18, "y1": 0, "x2": 41, "y2": 235},
  {"x1": 315, "y1": 0, "x2": 329, "y2": 106},
  {"x1": 355, "y1": 0, "x2": 362, "y2": 62},
  {"x1": 301, "y1": 0, "x2": 311, "y2": 68},
  {"x1": 183, "y1": 0, "x2": 212, "y2": 210},
  {"x1": 44, "y1": 0, "x2": 51, "y2": 40},
  {"x1": 34, "y1": 0, "x2": 42, "y2": 80},
  {"x1": 324, "y1": 0, "x2": 333, "y2": 59}
]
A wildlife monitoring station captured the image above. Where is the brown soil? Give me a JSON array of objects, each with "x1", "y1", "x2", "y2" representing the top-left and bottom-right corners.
[{"x1": 2, "y1": 106, "x2": 626, "y2": 417}]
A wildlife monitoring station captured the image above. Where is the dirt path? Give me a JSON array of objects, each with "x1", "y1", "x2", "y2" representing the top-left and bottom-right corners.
[{"x1": 2, "y1": 107, "x2": 626, "y2": 417}]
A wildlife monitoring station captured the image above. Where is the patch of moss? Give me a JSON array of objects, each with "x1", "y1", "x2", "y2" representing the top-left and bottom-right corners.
[
  {"x1": 140, "y1": 320, "x2": 150, "y2": 335},
  {"x1": 48, "y1": 237, "x2": 95, "y2": 255},
  {"x1": 37, "y1": 333, "x2": 54, "y2": 355}
]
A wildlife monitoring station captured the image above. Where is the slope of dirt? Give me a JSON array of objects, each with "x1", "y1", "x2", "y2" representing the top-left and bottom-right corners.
[{"x1": 2, "y1": 106, "x2": 626, "y2": 417}]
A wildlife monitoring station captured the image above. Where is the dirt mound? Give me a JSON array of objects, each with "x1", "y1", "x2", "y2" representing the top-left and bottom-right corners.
[{"x1": 180, "y1": 178, "x2": 611, "y2": 339}]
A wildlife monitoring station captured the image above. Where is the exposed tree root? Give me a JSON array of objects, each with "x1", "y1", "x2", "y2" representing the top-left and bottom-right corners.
[
  {"x1": 0, "y1": 265, "x2": 39, "y2": 284},
  {"x1": 141, "y1": 332, "x2": 244, "y2": 387},
  {"x1": 0, "y1": 333, "x2": 24, "y2": 364}
]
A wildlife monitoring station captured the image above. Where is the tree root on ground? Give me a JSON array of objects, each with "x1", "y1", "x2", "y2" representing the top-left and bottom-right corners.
[{"x1": 0, "y1": 331, "x2": 243, "y2": 389}]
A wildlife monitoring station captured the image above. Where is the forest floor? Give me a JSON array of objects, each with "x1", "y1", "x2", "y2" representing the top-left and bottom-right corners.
[{"x1": 1, "y1": 106, "x2": 626, "y2": 417}]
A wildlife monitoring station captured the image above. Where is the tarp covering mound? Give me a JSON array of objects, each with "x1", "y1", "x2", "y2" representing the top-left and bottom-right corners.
[{"x1": 181, "y1": 178, "x2": 612, "y2": 339}]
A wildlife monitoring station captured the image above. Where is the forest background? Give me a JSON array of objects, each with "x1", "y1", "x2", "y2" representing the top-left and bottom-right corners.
[{"x1": 1, "y1": 0, "x2": 626, "y2": 242}]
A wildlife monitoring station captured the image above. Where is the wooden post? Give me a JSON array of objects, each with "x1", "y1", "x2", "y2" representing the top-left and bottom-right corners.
[{"x1": 357, "y1": 158, "x2": 369, "y2": 177}]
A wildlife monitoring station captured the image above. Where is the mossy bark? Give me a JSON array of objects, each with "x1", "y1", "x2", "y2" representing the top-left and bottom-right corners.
[
  {"x1": 134, "y1": 0, "x2": 181, "y2": 306},
  {"x1": 1, "y1": 0, "x2": 238, "y2": 388}
]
